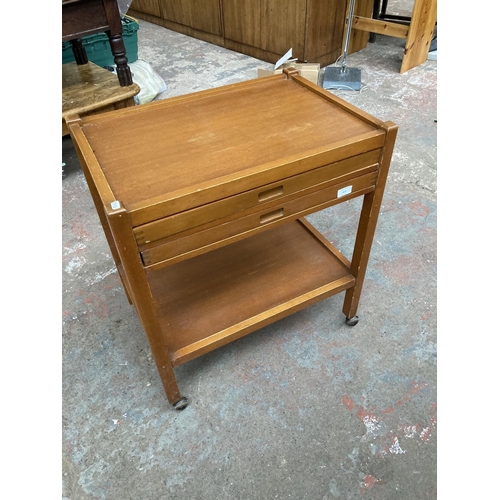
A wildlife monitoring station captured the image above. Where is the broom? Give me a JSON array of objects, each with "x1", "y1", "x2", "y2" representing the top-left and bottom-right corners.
[{"x1": 323, "y1": 0, "x2": 362, "y2": 91}]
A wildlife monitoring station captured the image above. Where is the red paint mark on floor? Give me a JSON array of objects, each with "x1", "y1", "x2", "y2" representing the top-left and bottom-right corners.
[
  {"x1": 71, "y1": 221, "x2": 91, "y2": 240},
  {"x1": 360, "y1": 475, "x2": 377, "y2": 494},
  {"x1": 409, "y1": 380, "x2": 427, "y2": 395},
  {"x1": 409, "y1": 200, "x2": 430, "y2": 217},
  {"x1": 356, "y1": 406, "x2": 377, "y2": 422},
  {"x1": 83, "y1": 292, "x2": 110, "y2": 320},
  {"x1": 376, "y1": 254, "x2": 417, "y2": 284},
  {"x1": 342, "y1": 395, "x2": 354, "y2": 410}
]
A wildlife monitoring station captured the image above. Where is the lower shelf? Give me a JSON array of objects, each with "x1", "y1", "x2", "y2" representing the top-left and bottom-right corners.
[{"x1": 147, "y1": 218, "x2": 354, "y2": 366}]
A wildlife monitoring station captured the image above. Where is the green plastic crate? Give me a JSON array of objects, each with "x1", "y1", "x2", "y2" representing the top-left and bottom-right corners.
[{"x1": 62, "y1": 16, "x2": 139, "y2": 67}]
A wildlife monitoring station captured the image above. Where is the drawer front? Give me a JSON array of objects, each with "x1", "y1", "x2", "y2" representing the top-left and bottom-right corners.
[
  {"x1": 134, "y1": 149, "x2": 381, "y2": 246},
  {"x1": 141, "y1": 170, "x2": 377, "y2": 268}
]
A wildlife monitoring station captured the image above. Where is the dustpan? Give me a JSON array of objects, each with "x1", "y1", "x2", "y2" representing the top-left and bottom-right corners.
[{"x1": 323, "y1": 0, "x2": 361, "y2": 91}]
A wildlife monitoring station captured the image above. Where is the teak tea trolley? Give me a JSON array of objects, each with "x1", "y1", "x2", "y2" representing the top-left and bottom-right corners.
[{"x1": 67, "y1": 70, "x2": 397, "y2": 410}]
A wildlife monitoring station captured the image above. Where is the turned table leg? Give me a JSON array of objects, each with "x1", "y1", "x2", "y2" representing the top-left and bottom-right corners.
[
  {"x1": 70, "y1": 38, "x2": 88, "y2": 65},
  {"x1": 106, "y1": 31, "x2": 133, "y2": 86}
]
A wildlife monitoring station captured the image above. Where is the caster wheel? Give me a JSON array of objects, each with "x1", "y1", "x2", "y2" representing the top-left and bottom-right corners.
[
  {"x1": 173, "y1": 397, "x2": 189, "y2": 411},
  {"x1": 345, "y1": 315, "x2": 359, "y2": 326}
]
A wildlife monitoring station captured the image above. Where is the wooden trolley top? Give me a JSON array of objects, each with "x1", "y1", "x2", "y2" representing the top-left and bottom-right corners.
[{"x1": 70, "y1": 72, "x2": 388, "y2": 225}]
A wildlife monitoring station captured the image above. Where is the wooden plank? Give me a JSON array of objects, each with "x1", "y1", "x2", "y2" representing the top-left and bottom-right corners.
[
  {"x1": 352, "y1": 16, "x2": 409, "y2": 38},
  {"x1": 400, "y1": 0, "x2": 437, "y2": 73}
]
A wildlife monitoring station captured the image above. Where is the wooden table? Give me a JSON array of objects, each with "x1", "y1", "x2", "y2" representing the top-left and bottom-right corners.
[
  {"x1": 62, "y1": 61, "x2": 140, "y2": 136},
  {"x1": 67, "y1": 70, "x2": 397, "y2": 410},
  {"x1": 62, "y1": 0, "x2": 133, "y2": 86}
]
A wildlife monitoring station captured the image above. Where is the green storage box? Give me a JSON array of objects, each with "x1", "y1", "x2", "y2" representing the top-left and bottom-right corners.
[{"x1": 62, "y1": 16, "x2": 139, "y2": 67}]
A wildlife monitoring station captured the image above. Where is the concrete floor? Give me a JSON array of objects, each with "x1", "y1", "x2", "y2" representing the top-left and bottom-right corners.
[{"x1": 62, "y1": 13, "x2": 437, "y2": 500}]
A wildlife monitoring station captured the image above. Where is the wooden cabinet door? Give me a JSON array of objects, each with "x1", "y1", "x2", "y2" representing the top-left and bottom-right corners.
[
  {"x1": 130, "y1": 0, "x2": 162, "y2": 17},
  {"x1": 160, "y1": 0, "x2": 222, "y2": 35},
  {"x1": 304, "y1": 0, "x2": 347, "y2": 61},
  {"x1": 222, "y1": 0, "x2": 261, "y2": 47},
  {"x1": 260, "y1": 0, "x2": 307, "y2": 58},
  {"x1": 223, "y1": 0, "x2": 306, "y2": 59}
]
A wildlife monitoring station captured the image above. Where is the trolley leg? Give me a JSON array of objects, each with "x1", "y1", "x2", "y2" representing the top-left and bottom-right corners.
[{"x1": 343, "y1": 123, "x2": 398, "y2": 322}]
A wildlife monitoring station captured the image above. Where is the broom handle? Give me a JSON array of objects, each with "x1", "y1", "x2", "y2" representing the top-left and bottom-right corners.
[{"x1": 341, "y1": 0, "x2": 357, "y2": 71}]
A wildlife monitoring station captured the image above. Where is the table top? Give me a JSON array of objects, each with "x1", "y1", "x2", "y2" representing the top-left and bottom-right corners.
[
  {"x1": 77, "y1": 74, "x2": 387, "y2": 221},
  {"x1": 62, "y1": 62, "x2": 140, "y2": 119},
  {"x1": 62, "y1": 0, "x2": 122, "y2": 41}
]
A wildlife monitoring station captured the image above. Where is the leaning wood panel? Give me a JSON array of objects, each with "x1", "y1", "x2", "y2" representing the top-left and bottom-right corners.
[{"x1": 400, "y1": 0, "x2": 437, "y2": 73}]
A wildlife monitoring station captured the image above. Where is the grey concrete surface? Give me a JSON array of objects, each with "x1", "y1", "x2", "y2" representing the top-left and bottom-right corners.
[{"x1": 62, "y1": 14, "x2": 437, "y2": 500}]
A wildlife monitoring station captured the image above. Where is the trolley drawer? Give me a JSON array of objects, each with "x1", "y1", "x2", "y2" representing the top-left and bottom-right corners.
[
  {"x1": 134, "y1": 149, "x2": 381, "y2": 246},
  {"x1": 141, "y1": 170, "x2": 378, "y2": 268}
]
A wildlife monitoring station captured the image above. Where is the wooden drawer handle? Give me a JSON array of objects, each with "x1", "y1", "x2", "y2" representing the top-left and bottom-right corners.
[
  {"x1": 260, "y1": 208, "x2": 284, "y2": 224},
  {"x1": 258, "y1": 185, "x2": 283, "y2": 202}
]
